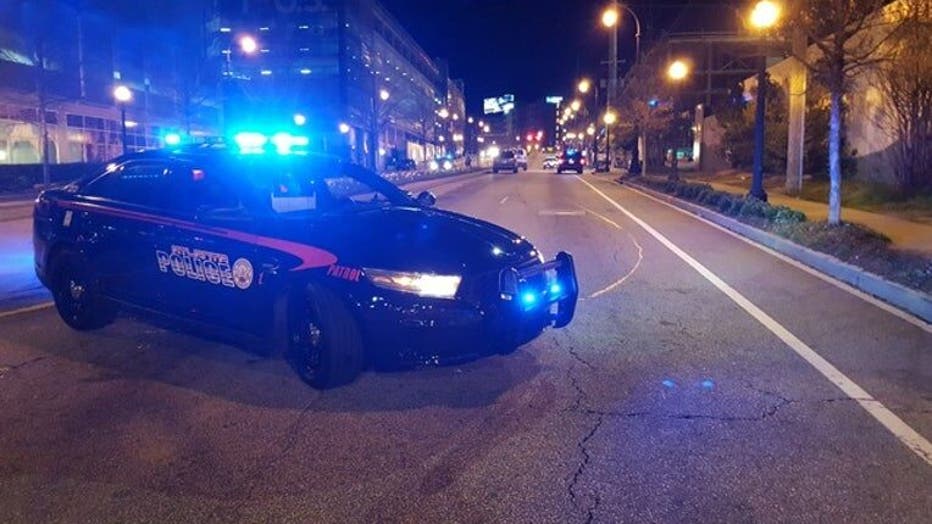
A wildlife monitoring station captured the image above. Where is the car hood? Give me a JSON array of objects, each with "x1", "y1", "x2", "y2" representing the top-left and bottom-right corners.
[{"x1": 294, "y1": 207, "x2": 540, "y2": 274}]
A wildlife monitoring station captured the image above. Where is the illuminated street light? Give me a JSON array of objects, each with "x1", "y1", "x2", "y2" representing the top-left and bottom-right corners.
[
  {"x1": 601, "y1": 6, "x2": 619, "y2": 28},
  {"x1": 587, "y1": 125, "x2": 596, "y2": 136},
  {"x1": 667, "y1": 60, "x2": 689, "y2": 81},
  {"x1": 603, "y1": 111, "x2": 617, "y2": 125},
  {"x1": 293, "y1": 113, "x2": 307, "y2": 126},
  {"x1": 438, "y1": 108, "x2": 450, "y2": 119},
  {"x1": 578, "y1": 79, "x2": 591, "y2": 94},
  {"x1": 746, "y1": 0, "x2": 782, "y2": 201},
  {"x1": 112, "y1": 85, "x2": 132, "y2": 154},
  {"x1": 339, "y1": 122, "x2": 351, "y2": 134},
  {"x1": 749, "y1": 0, "x2": 781, "y2": 30},
  {"x1": 483, "y1": 125, "x2": 490, "y2": 133},
  {"x1": 571, "y1": 99, "x2": 582, "y2": 112},
  {"x1": 379, "y1": 88, "x2": 390, "y2": 101},
  {"x1": 468, "y1": 116, "x2": 474, "y2": 124},
  {"x1": 239, "y1": 35, "x2": 259, "y2": 54},
  {"x1": 452, "y1": 113, "x2": 459, "y2": 121}
]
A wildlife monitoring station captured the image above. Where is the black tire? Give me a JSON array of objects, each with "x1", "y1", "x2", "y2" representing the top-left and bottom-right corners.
[
  {"x1": 577, "y1": 168, "x2": 583, "y2": 174},
  {"x1": 51, "y1": 253, "x2": 116, "y2": 331},
  {"x1": 557, "y1": 169, "x2": 562, "y2": 174},
  {"x1": 289, "y1": 283, "x2": 364, "y2": 389},
  {"x1": 512, "y1": 167, "x2": 518, "y2": 174}
]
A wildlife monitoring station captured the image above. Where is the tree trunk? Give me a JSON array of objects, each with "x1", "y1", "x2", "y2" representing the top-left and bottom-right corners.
[{"x1": 827, "y1": 87, "x2": 843, "y2": 225}]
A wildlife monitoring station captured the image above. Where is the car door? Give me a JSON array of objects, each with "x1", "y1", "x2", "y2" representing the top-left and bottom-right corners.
[
  {"x1": 79, "y1": 159, "x2": 175, "y2": 309},
  {"x1": 154, "y1": 161, "x2": 274, "y2": 335}
]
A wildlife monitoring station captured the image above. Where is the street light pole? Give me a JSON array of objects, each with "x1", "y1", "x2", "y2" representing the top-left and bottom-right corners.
[
  {"x1": 113, "y1": 85, "x2": 132, "y2": 155},
  {"x1": 750, "y1": 57, "x2": 769, "y2": 201},
  {"x1": 747, "y1": 0, "x2": 781, "y2": 201},
  {"x1": 120, "y1": 104, "x2": 128, "y2": 155}
]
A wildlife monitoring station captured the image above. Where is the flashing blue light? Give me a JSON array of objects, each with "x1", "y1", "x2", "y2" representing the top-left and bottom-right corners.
[
  {"x1": 549, "y1": 283, "x2": 562, "y2": 295},
  {"x1": 701, "y1": 379, "x2": 715, "y2": 390},
  {"x1": 164, "y1": 133, "x2": 182, "y2": 146},
  {"x1": 234, "y1": 132, "x2": 268, "y2": 154},
  {"x1": 271, "y1": 132, "x2": 310, "y2": 154},
  {"x1": 661, "y1": 379, "x2": 676, "y2": 389},
  {"x1": 648, "y1": 98, "x2": 660, "y2": 108},
  {"x1": 521, "y1": 292, "x2": 537, "y2": 306}
]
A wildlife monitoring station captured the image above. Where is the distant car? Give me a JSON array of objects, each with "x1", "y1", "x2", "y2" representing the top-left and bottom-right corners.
[
  {"x1": 514, "y1": 148, "x2": 528, "y2": 171},
  {"x1": 493, "y1": 150, "x2": 519, "y2": 174},
  {"x1": 556, "y1": 149, "x2": 584, "y2": 174},
  {"x1": 542, "y1": 156, "x2": 558, "y2": 169}
]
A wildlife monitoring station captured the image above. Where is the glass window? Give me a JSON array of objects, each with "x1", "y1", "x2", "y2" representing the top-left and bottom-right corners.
[
  {"x1": 66, "y1": 114, "x2": 83, "y2": 128},
  {"x1": 166, "y1": 164, "x2": 241, "y2": 216},
  {"x1": 84, "y1": 161, "x2": 171, "y2": 208}
]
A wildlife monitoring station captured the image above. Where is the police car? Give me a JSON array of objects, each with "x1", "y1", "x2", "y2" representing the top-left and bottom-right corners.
[{"x1": 33, "y1": 135, "x2": 578, "y2": 388}]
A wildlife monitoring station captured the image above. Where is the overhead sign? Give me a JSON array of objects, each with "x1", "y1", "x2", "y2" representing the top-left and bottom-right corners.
[
  {"x1": 483, "y1": 94, "x2": 515, "y2": 115},
  {"x1": 545, "y1": 96, "x2": 564, "y2": 105}
]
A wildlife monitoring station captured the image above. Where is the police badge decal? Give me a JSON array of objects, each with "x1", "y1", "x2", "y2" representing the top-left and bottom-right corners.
[{"x1": 232, "y1": 258, "x2": 254, "y2": 290}]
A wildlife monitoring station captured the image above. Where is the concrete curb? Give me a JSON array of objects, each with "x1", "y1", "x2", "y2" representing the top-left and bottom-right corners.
[{"x1": 625, "y1": 179, "x2": 932, "y2": 324}]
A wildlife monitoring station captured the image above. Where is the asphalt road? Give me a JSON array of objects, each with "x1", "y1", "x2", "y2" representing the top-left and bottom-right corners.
[{"x1": 1, "y1": 168, "x2": 930, "y2": 522}]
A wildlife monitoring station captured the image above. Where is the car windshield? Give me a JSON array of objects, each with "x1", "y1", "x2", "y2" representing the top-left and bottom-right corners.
[
  {"x1": 501, "y1": 151, "x2": 515, "y2": 159},
  {"x1": 235, "y1": 158, "x2": 414, "y2": 216}
]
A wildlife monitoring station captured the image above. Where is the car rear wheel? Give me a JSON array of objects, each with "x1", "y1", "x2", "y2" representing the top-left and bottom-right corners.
[
  {"x1": 290, "y1": 283, "x2": 364, "y2": 389},
  {"x1": 51, "y1": 253, "x2": 116, "y2": 331}
]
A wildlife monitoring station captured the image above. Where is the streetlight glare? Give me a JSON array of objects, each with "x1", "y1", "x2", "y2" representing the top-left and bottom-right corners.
[
  {"x1": 601, "y1": 7, "x2": 619, "y2": 28},
  {"x1": 438, "y1": 108, "x2": 450, "y2": 119},
  {"x1": 338, "y1": 122, "x2": 351, "y2": 134},
  {"x1": 113, "y1": 85, "x2": 132, "y2": 103},
  {"x1": 570, "y1": 99, "x2": 582, "y2": 112},
  {"x1": 749, "y1": 0, "x2": 781, "y2": 29},
  {"x1": 293, "y1": 113, "x2": 307, "y2": 126},
  {"x1": 239, "y1": 35, "x2": 259, "y2": 54},
  {"x1": 379, "y1": 88, "x2": 390, "y2": 101},
  {"x1": 667, "y1": 60, "x2": 689, "y2": 81},
  {"x1": 578, "y1": 79, "x2": 591, "y2": 94},
  {"x1": 603, "y1": 111, "x2": 617, "y2": 125}
]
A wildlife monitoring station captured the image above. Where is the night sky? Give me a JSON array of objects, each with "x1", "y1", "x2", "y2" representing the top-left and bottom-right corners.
[{"x1": 380, "y1": 0, "x2": 741, "y2": 115}]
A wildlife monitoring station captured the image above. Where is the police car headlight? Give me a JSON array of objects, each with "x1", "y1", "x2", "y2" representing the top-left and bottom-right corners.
[{"x1": 365, "y1": 269, "x2": 461, "y2": 299}]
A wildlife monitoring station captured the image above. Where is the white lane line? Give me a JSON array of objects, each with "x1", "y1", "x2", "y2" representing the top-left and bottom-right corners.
[
  {"x1": 499, "y1": 195, "x2": 509, "y2": 205},
  {"x1": 0, "y1": 302, "x2": 54, "y2": 319},
  {"x1": 577, "y1": 175, "x2": 932, "y2": 466},
  {"x1": 539, "y1": 210, "x2": 586, "y2": 216},
  {"x1": 624, "y1": 184, "x2": 932, "y2": 334},
  {"x1": 579, "y1": 206, "x2": 644, "y2": 299}
]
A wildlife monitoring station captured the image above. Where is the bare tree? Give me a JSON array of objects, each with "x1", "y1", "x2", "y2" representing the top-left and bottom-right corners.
[
  {"x1": 786, "y1": 0, "x2": 904, "y2": 224},
  {"x1": 874, "y1": 0, "x2": 932, "y2": 194}
]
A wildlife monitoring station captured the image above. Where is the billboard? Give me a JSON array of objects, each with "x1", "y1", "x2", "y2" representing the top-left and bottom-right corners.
[
  {"x1": 483, "y1": 94, "x2": 515, "y2": 115},
  {"x1": 545, "y1": 96, "x2": 564, "y2": 105}
]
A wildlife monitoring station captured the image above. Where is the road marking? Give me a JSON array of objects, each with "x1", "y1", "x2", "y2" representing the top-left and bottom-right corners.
[
  {"x1": 579, "y1": 206, "x2": 644, "y2": 298},
  {"x1": 624, "y1": 184, "x2": 932, "y2": 334},
  {"x1": 499, "y1": 196, "x2": 509, "y2": 204},
  {"x1": 577, "y1": 175, "x2": 932, "y2": 466},
  {"x1": 539, "y1": 210, "x2": 585, "y2": 216},
  {"x1": 0, "y1": 302, "x2": 54, "y2": 319}
]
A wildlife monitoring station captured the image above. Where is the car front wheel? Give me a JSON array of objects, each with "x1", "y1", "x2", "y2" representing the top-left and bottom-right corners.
[{"x1": 290, "y1": 283, "x2": 364, "y2": 389}]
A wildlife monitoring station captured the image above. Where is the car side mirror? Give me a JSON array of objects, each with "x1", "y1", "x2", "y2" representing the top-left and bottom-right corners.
[{"x1": 415, "y1": 191, "x2": 436, "y2": 208}]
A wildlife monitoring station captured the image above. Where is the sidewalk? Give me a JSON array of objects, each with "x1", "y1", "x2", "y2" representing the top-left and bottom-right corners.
[{"x1": 708, "y1": 181, "x2": 932, "y2": 256}]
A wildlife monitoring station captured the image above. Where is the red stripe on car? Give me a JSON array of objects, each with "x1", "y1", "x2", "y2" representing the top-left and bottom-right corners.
[{"x1": 58, "y1": 200, "x2": 338, "y2": 271}]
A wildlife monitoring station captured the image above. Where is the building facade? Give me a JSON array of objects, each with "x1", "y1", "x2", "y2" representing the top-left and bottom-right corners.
[
  {"x1": 0, "y1": 1, "x2": 215, "y2": 166},
  {"x1": 212, "y1": 0, "x2": 465, "y2": 168}
]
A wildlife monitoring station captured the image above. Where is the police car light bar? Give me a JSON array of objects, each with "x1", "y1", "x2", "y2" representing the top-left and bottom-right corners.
[{"x1": 234, "y1": 131, "x2": 309, "y2": 155}]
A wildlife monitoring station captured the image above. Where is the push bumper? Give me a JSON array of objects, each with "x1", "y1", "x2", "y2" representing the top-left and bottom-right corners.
[{"x1": 498, "y1": 251, "x2": 578, "y2": 329}]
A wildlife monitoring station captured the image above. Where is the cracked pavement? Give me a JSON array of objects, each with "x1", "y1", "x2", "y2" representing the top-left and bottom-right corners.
[{"x1": 1, "y1": 171, "x2": 930, "y2": 522}]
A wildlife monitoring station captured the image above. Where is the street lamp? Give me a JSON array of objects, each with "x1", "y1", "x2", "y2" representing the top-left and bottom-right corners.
[
  {"x1": 603, "y1": 110, "x2": 617, "y2": 172},
  {"x1": 666, "y1": 60, "x2": 690, "y2": 181},
  {"x1": 578, "y1": 79, "x2": 591, "y2": 94},
  {"x1": 293, "y1": 113, "x2": 307, "y2": 126},
  {"x1": 571, "y1": 99, "x2": 582, "y2": 112},
  {"x1": 747, "y1": 0, "x2": 782, "y2": 201},
  {"x1": 239, "y1": 35, "x2": 259, "y2": 54},
  {"x1": 438, "y1": 108, "x2": 450, "y2": 119},
  {"x1": 113, "y1": 85, "x2": 132, "y2": 154},
  {"x1": 339, "y1": 122, "x2": 350, "y2": 134},
  {"x1": 601, "y1": 6, "x2": 619, "y2": 28},
  {"x1": 379, "y1": 88, "x2": 390, "y2": 101},
  {"x1": 667, "y1": 60, "x2": 690, "y2": 81}
]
